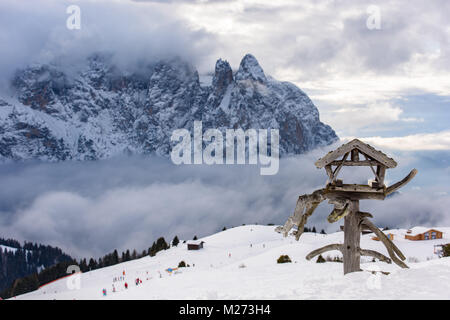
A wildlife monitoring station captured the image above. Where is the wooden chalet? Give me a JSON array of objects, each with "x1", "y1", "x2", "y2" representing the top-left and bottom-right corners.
[
  {"x1": 187, "y1": 240, "x2": 204, "y2": 250},
  {"x1": 405, "y1": 229, "x2": 443, "y2": 241}
]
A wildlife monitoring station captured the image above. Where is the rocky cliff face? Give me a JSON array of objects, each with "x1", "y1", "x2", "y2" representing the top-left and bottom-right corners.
[{"x1": 0, "y1": 54, "x2": 337, "y2": 161}]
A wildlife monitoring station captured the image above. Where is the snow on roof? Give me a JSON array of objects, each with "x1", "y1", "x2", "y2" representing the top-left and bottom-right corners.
[
  {"x1": 186, "y1": 240, "x2": 204, "y2": 245},
  {"x1": 407, "y1": 227, "x2": 444, "y2": 235}
]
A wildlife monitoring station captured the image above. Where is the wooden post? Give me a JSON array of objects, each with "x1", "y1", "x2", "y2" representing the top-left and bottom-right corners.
[{"x1": 343, "y1": 200, "x2": 361, "y2": 274}]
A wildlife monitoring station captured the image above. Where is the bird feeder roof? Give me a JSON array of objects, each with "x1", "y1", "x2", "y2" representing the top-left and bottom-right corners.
[{"x1": 315, "y1": 139, "x2": 397, "y2": 169}]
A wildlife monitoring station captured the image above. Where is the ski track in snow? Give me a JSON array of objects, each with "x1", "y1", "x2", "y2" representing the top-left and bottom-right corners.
[{"x1": 13, "y1": 225, "x2": 450, "y2": 300}]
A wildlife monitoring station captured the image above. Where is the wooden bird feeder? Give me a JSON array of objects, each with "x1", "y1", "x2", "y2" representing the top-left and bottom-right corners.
[{"x1": 276, "y1": 139, "x2": 418, "y2": 274}]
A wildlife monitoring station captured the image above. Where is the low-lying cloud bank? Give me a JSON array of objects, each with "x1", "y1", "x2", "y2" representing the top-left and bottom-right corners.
[
  {"x1": 0, "y1": 145, "x2": 449, "y2": 259},
  {"x1": 345, "y1": 130, "x2": 450, "y2": 151}
]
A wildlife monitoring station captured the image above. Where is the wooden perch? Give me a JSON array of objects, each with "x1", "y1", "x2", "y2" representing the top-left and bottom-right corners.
[
  {"x1": 361, "y1": 218, "x2": 408, "y2": 269},
  {"x1": 306, "y1": 244, "x2": 343, "y2": 261},
  {"x1": 385, "y1": 168, "x2": 418, "y2": 195},
  {"x1": 359, "y1": 249, "x2": 392, "y2": 264}
]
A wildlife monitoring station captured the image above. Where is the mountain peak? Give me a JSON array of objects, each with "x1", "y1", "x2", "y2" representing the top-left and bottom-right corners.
[
  {"x1": 235, "y1": 54, "x2": 266, "y2": 83},
  {"x1": 0, "y1": 54, "x2": 338, "y2": 161},
  {"x1": 212, "y1": 59, "x2": 233, "y2": 91}
]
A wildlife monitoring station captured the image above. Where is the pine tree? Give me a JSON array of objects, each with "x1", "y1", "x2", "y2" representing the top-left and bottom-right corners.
[
  {"x1": 79, "y1": 258, "x2": 88, "y2": 272},
  {"x1": 222, "y1": 227, "x2": 227, "y2": 231},
  {"x1": 98, "y1": 258, "x2": 104, "y2": 268},
  {"x1": 156, "y1": 237, "x2": 168, "y2": 251},
  {"x1": 316, "y1": 255, "x2": 326, "y2": 263},
  {"x1": 172, "y1": 236, "x2": 180, "y2": 247},
  {"x1": 193, "y1": 235, "x2": 198, "y2": 240},
  {"x1": 112, "y1": 250, "x2": 119, "y2": 265},
  {"x1": 320, "y1": 229, "x2": 326, "y2": 234},
  {"x1": 312, "y1": 226, "x2": 317, "y2": 233},
  {"x1": 88, "y1": 258, "x2": 97, "y2": 271},
  {"x1": 149, "y1": 242, "x2": 157, "y2": 257},
  {"x1": 11, "y1": 274, "x2": 39, "y2": 297}
]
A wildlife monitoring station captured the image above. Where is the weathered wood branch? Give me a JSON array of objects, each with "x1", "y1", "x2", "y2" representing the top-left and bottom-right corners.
[
  {"x1": 325, "y1": 165, "x2": 333, "y2": 182},
  {"x1": 325, "y1": 190, "x2": 385, "y2": 201},
  {"x1": 295, "y1": 202, "x2": 320, "y2": 240},
  {"x1": 361, "y1": 218, "x2": 408, "y2": 269},
  {"x1": 385, "y1": 168, "x2": 418, "y2": 195},
  {"x1": 306, "y1": 244, "x2": 343, "y2": 261},
  {"x1": 357, "y1": 211, "x2": 373, "y2": 219},
  {"x1": 361, "y1": 218, "x2": 405, "y2": 260},
  {"x1": 359, "y1": 249, "x2": 392, "y2": 264},
  {"x1": 331, "y1": 152, "x2": 349, "y2": 182},
  {"x1": 329, "y1": 160, "x2": 381, "y2": 166},
  {"x1": 276, "y1": 189, "x2": 325, "y2": 239},
  {"x1": 327, "y1": 201, "x2": 350, "y2": 223}
]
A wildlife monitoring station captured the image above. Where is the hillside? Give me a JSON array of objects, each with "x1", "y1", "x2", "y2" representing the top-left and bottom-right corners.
[
  {"x1": 0, "y1": 238, "x2": 73, "y2": 294},
  {"x1": 13, "y1": 225, "x2": 450, "y2": 300}
]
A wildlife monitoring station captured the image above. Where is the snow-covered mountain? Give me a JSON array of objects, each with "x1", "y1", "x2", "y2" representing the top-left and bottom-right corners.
[
  {"x1": 0, "y1": 54, "x2": 337, "y2": 161},
  {"x1": 13, "y1": 225, "x2": 450, "y2": 300}
]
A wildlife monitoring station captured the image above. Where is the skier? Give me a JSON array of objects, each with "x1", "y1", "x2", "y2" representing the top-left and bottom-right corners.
[
  {"x1": 112, "y1": 285, "x2": 116, "y2": 293},
  {"x1": 102, "y1": 288, "x2": 107, "y2": 296},
  {"x1": 124, "y1": 282, "x2": 128, "y2": 289}
]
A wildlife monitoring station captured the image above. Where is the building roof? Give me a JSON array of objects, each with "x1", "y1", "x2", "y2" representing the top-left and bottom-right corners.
[
  {"x1": 186, "y1": 240, "x2": 204, "y2": 245},
  {"x1": 315, "y1": 139, "x2": 397, "y2": 169},
  {"x1": 406, "y1": 227, "x2": 443, "y2": 236}
]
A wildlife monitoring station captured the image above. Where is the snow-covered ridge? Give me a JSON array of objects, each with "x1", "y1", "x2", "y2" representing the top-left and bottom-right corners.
[
  {"x1": 14, "y1": 225, "x2": 450, "y2": 300},
  {"x1": 0, "y1": 245, "x2": 18, "y2": 253},
  {"x1": 0, "y1": 54, "x2": 337, "y2": 161}
]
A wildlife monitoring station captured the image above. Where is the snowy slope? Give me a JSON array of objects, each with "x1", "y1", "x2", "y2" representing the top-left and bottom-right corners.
[{"x1": 13, "y1": 225, "x2": 450, "y2": 300}]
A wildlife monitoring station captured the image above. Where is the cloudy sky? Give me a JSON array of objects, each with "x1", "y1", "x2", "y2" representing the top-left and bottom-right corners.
[
  {"x1": 0, "y1": 0, "x2": 449, "y2": 258},
  {"x1": 1, "y1": 0, "x2": 449, "y2": 145}
]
